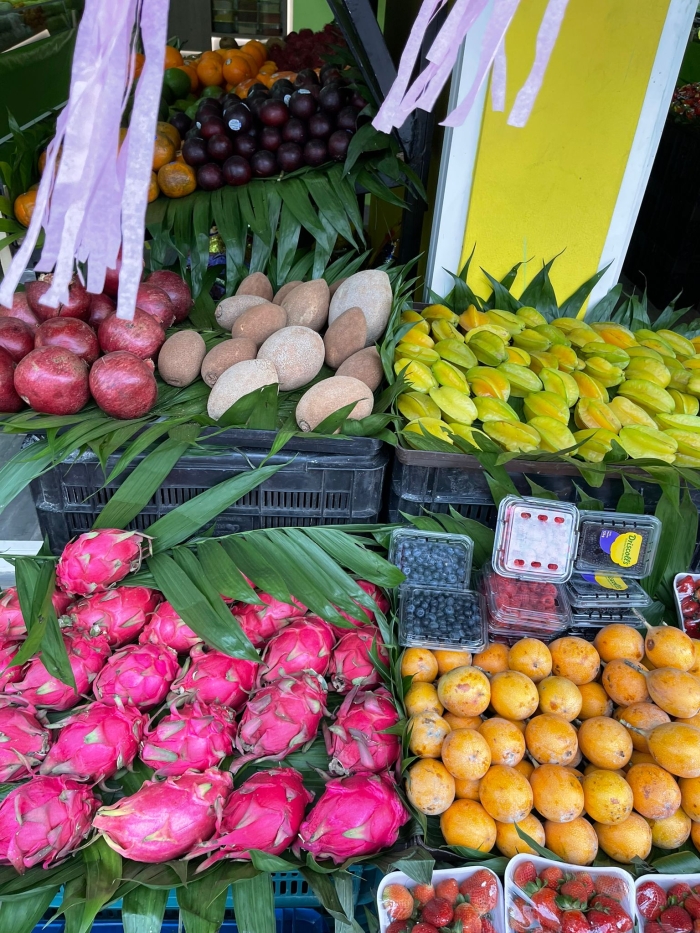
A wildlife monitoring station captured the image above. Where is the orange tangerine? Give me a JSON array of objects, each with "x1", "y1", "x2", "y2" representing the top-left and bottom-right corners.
[
  {"x1": 157, "y1": 121, "x2": 181, "y2": 150},
  {"x1": 176, "y1": 63, "x2": 199, "y2": 93},
  {"x1": 244, "y1": 40, "x2": 267, "y2": 66},
  {"x1": 223, "y1": 55, "x2": 252, "y2": 86},
  {"x1": 163, "y1": 45, "x2": 184, "y2": 68},
  {"x1": 157, "y1": 162, "x2": 197, "y2": 198},
  {"x1": 152, "y1": 134, "x2": 176, "y2": 171},
  {"x1": 197, "y1": 56, "x2": 224, "y2": 87},
  {"x1": 131, "y1": 52, "x2": 145, "y2": 80},
  {"x1": 148, "y1": 172, "x2": 160, "y2": 203}
]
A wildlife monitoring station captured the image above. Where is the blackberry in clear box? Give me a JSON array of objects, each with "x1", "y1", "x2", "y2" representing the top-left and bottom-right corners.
[
  {"x1": 574, "y1": 511, "x2": 661, "y2": 578},
  {"x1": 389, "y1": 528, "x2": 473, "y2": 588}
]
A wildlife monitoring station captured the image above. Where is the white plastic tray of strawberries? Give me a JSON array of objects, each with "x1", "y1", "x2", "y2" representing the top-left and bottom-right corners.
[
  {"x1": 673, "y1": 571, "x2": 700, "y2": 634},
  {"x1": 377, "y1": 866, "x2": 506, "y2": 933},
  {"x1": 635, "y1": 872, "x2": 700, "y2": 931},
  {"x1": 504, "y1": 854, "x2": 635, "y2": 933}
]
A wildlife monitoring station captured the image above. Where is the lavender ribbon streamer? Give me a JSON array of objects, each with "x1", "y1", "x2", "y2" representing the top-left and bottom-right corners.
[
  {"x1": 507, "y1": 0, "x2": 570, "y2": 127},
  {"x1": 491, "y1": 38, "x2": 507, "y2": 111}
]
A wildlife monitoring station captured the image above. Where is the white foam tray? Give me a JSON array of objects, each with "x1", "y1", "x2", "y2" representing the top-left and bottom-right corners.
[
  {"x1": 673, "y1": 571, "x2": 700, "y2": 633},
  {"x1": 635, "y1": 872, "x2": 700, "y2": 924}
]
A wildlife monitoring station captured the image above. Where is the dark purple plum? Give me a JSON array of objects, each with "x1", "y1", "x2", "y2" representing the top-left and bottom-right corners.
[
  {"x1": 197, "y1": 100, "x2": 221, "y2": 119},
  {"x1": 250, "y1": 150, "x2": 278, "y2": 178},
  {"x1": 308, "y1": 112, "x2": 334, "y2": 139},
  {"x1": 259, "y1": 126, "x2": 282, "y2": 152},
  {"x1": 328, "y1": 129, "x2": 352, "y2": 161},
  {"x1": 197, "y1": 163, "x2": 225, "y2": 190},
  {"x1": 270, "y1": 79, "x2": 295, "y2": 103},
  {"x1": 351, "y1": 91, "x2": 368, "y2": 110},
  {"x1": 207, "y1": 134, "x2": 234, "y2": 162},
  {"x1": 182, "y1": 137, "x2": 209, "y2": 167},
  {"x1": 222, "y1": 93, "x2": 242, "y2": 108},
  {"x1": 295, "y1": 68, "x2": 319, "y2": 86},
  {"x1": 319, "y1": 85, "x2": 343, "y2": 114},
  {"x1": 233, "y1": 134, "x2": 258, "y2": 159},
  {"x1": 185, "y1": 125, "x2": 202, "y2": 140},
  {"x1": 249, "y1": 82, "x2": 268, "y2": 95},
  {"x1": 223, "y1": 156, "x2": 253, "y2": 186},
  {"x1": 259, "y1": 99, "x2": 289, "y2": 127},
  {"x1": 303, "y1": 139, "x2": 328, "y2": 167},
  {"x1": 200, "y1": 117, "x2": 227, "y2": 140},
  {"x1": 170, "y1": 112, "x2": 192, "y2": 136},
  {"x1": 224, "y1": 105, "x2": 253, "y2": 134},
  {"x1": 289, "y1": 90, "x2": 316, "y2": 120},
  {"x1": 277, "y1": 142, "x2": 303, "y2": 173},
  {"x1": 248, "y1": 95, "x2": 270, "y2": 120},
  {"x1": 282, "y1": 118, "x2": 308, "y2": 145},
  {"x1": 336, "y1": 106, "x2": 358, "y2": 132},
  {"x1": 321, "y1": 67, "x2": 343, "y2": 86}
]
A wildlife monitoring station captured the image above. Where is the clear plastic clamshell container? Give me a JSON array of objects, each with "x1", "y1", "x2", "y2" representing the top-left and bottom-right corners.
[
  {"x1": 571, "y1": 607, "x2": 642, "y2": 628},
  {"x1": 482, "y1": 561, "x2": 571, "y2": 639},
  {"x1": 493, "y1": 495, "x2": 579, "y2": 583},
  {"x1": 389, "y1": 527, "x2": 474, "y2": 589},
  {"x1": 674, "y1": 571, "x2": 700, "y2": 637},
  {"x1": 574, "y1": 510, "x2": 661, "y2": 578},
  {"x1": 399, "y1": 585, "x2": 486, "y2": 652},
  {"x1": 567, "y1": 572, "x2": 653, "y2": 609}
]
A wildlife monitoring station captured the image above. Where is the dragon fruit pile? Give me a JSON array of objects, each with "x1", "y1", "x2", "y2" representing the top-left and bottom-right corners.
[{"x1": 0, "y1": 528, "x2": 407, "y2": 874}]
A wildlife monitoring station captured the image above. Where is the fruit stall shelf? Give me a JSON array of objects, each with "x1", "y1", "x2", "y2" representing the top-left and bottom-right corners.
[
  {"x1": 40, "y1": 906, "x2": 329, "y2": 933},
  {"x1": 28, "y1": 430, "x2": 389, "y2": 553},
  {"x1": 388, "y1": 443, "x2": 700, "y2": 526}
]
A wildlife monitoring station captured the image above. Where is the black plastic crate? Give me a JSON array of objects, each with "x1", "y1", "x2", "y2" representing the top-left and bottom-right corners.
[
  {"x1": 388, "y1": 444, "x2": 700, "y2": 526},
  {"x1": 31, "y1": 430, "x2": 389, "y2": 553}
]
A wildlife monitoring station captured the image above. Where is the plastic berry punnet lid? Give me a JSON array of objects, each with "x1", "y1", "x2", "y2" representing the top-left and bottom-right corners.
[
  {"x1": 389, "y1": 527, "x2": 474, "y2": 590},
  {"x1": 573, "y1": 511, "x2": 661, "y2": 579},
  {"x1": 493, "y1": 495, "x2": 579, "y2": 583},
  {"x1": 398, "y1": 585, "x2": 486, "y2": 652},
  {"x1": 566, "y1": 573, "x2": 653, "y2": 609}
]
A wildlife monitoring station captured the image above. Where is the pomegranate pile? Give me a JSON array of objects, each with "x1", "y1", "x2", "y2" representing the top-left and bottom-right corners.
[
  {"x1": 0, "y1": 528, "x2": 409, "y2": 873},
  {"x1": 0, "y1": 266, "x2": 192, "y2": 420}
]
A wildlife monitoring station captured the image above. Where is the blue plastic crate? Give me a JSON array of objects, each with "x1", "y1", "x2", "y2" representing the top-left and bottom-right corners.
[{"x1": 41, "y1": 906, "x2": 329, "y2": 933}]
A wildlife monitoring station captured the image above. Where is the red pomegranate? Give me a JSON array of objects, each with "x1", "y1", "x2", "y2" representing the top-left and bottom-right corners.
[
  {"x1": 87, "y1": 293, "x2": 116, "y2": 330},
  {"x1": 104, "y1": 250, "x2": 145, "y2": 298},
  {"x1": 35, "y1": 319, "x2": 100, "y2": 364},
  {"x1": 0, "y1": 319, "x2": 34, "y2": 362},
  {"x1": 0, "y1": 348, "x2": 24, "y2": 413},
  {"x1": 146, "y1": 271, "x2": 193, "y2": 323},
  {"x1": 97, "y1": 309, "x2": 165, "y2": 360},
  {"x1": 14, "y1": 346, "x2": 90, "y2": 415},
  {"x1": 0, "y1": 292, "x2": 39, "y2": 331},
  {"x1": 135, "y1": 283, "x2": 175, "y2": 329},
  {"x1": 89, "y1": 351, "x2": 158, "y2": 419},
  {"x1": 25, "y1": 275, "x2": 90, "y2": 322}
]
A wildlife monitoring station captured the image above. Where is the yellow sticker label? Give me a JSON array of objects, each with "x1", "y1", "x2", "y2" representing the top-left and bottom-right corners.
[
  {"x1": 609, "y1": 532, "x2": 642, "y2": 568},
  {"x1": 594, "y1": 575, "x2": 628, "y2": 590}
]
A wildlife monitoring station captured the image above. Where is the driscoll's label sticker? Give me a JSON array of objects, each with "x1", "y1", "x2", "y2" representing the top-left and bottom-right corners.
[
  {"x1": 600, "y1": 530, "x2": 643, "y2": 568},
  {"x1": 581, "y1": 573, "x2": 629, "y2": 590}
]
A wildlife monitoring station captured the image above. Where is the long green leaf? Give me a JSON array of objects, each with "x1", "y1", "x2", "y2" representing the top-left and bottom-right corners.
[
  {"x1": 80, "y1": 838, "x2": 122, "y2": 933},
  {"x1": 197, "y1": 540, "x2": 259, "y2": 603},
  {"x1": 232, "y1": 872, "x2": 276, "y2": 933},
  {"x1": 0, "y1": 888, "x2": 58, "y2": 933},
  {"x1": 177, "y1": 873, "x2": 228, "y2": 933},
  {"x1": 15, "y1": 559, "x2": 74, "y2": 688},
  {"x1": 122, "y1": 885, "x2": 169, "y2": 933},
  {"x1": 148, "y1": 460, "x2": 287, "y2": 552},
  {"x1": 148, "y1": 552, "x2": 258, "y2": 661},
  {"x1": 302, "y1": 527, "x2": 405, "y2": 587},
  {"x1": 558, "y1": 264, "x2": 611, "y2": 318}
]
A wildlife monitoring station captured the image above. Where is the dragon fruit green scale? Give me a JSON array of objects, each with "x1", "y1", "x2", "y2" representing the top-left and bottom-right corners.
[
  {"x1": 328, "y1": 627, "x2": 388, "y2": 694},
  {"x1": 66, "y1": 586, "x2": 161, "y2": 647},
  {"x1": 323, "y1": 687, "x2": 400, "y2": 776},
  {"x1": 168, "y1": 646, "x2": 257, "y2": 710},
  {"x1": 56, "y1": 529, "x2": 146, "y2": 596},
  {"x1": 93, "y1": 643, "x2": 180, "y2": 710},
  {"x1": 139, "y1": 600, "x2": 202, "y2": 654},
  {"x1": 140, "y1": 701, "x2": 237, "y2": 776},
  {"x1": 260, "y1": 616, "x2": 335, "y2": 684}
]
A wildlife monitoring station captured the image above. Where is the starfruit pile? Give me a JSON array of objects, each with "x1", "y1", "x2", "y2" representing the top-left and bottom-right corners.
[{"x1": 395, "y1": 304, "x2": 700, "y2": 465}]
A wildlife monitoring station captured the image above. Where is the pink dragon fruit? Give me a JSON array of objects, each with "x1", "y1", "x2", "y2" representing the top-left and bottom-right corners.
[
  {"x1": 332, "y1": 580, "x2": 390, "y2": 632},
  {"x1": 39, "y1": 701, "x2": 145, "y2": 782},
  {"x1": 295, "y1": 772, "x2": 408, "y2": 864},
  {"x1": 56, "y1": 529, "x2": 146, "y2": 596},
  {"x1": 328, "y1": 628, "x2": 388, "y2": 693},
  {"x1": 93, "y1": 768, "x2": 232, "y2": 862},
  {"x1": 6, "y1": 629, "x2": 111, "y2": 710},
  {"x1": 0, "y1": 775, "x2": 98, "y2": 872},
  {"x1": 139, "y1": 600, "x2": 202, "y2": 654},
  {"x1": 260, "y1": 616, "x2": 336, "y2": 685},
  {"x1": 190, "y1": 768, "x2": 312, "y2": 868},
  {"x1": 0, "y1": 587, "x2": 75, "y2": 640},
  {"x1": 169, "y1": 646, "x2": 258, "y2": 710},
  {"x1": 92, "y1": 643, "x2": 179, "y2": 710},
  {"x1": 140, "y1": 701, "x2": 237, "y2": 776},
  {"x1": 233, "y1": 672, "x2": 328, "y2": 773},
  {"x1": 231, "y1": 592, "x2": 306, "y2": 647},
  {"x1": 65, "y1": 586, "x2": 161, "y2": 646},
  {"x1": 0, "y1": 641, "x2": 23, "y2": 690},
  {"x1": 323, "y1": 687, "x2": 400, "y2": 776},
  {"x1": 0, "y1": 698, "x2": 50, "y2": 782}
]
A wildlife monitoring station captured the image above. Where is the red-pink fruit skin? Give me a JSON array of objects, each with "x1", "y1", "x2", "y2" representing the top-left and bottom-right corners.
[
  {"x1": 0, "y1": 319, "x2": 34, "y2": 362},
  {"x1": 25, "y1": 278, "x2": 90, "y2": 322},
  {"x1": 87, "y1": 293, "x2": 115, "y2": 330},
  {"x1": 14, "y1": 347, "x2": 90, "y2": 415},
  {"x1": 89, "y1": 351, "x2": 158, "y2": 419},
  {"x1": 0, "y1": 293, "x2": 39, "y2": 331},
  {"x1": 103, "y1": 266, "x2": 120, "y2": 298},
  {"x1": 147, "y1": 271, "x2": 193, "y2": 323},
  {"x1": 35, "y1": 319, "x2": 100, "y2": 364},
  {"x1": 0, "y1": 348, "x2": 24, "y2": 412},
  {"x1": 135, "y1": 284, "x2": 175, "y2": 328},
  {"x1": 98, "y1": 309, "x2": 165, "y2": 360}
]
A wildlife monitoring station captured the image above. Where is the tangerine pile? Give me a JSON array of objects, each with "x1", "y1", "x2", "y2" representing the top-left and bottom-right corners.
[{"x1": 401, "y1": 624, "x2": 700, "y2": 865}]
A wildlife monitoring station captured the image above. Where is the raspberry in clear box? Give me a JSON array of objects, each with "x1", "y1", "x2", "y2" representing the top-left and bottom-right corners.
[
  {"x1": 482, "y1": 562, "x2": 572, "y2": 637},
  {"x1": 574, "y1": 511, "x2": 661, "y2": 578},
  {"x1": 388, "y1": 528, "x2": 473, "y2": 589},
  {"x1": 493, "y1": 495, "x2": 579, "y2": 583},
  {"x1": 566, "y1": 573, "x2": 653, "y2": 609}
]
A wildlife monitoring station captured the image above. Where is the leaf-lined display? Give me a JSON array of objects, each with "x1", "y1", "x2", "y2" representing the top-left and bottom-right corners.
[
  {"x1": 122, "y1": 886, "x2": 169, "y2": 933},
  {"x1": 232, "y1": 873, "x2": 276, "y2": 933},
  {"x1": 80, "y1": 839, "x2": 122, "y2": 933}
]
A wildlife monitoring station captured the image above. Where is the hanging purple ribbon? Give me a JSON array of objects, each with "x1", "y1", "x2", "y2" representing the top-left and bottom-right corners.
[
  {"x1": 507, "y1": 0, "x2": 570, "y2": 127},
  {"x1": 0, "y1": 0, "x2": 167, "y2": 321}
]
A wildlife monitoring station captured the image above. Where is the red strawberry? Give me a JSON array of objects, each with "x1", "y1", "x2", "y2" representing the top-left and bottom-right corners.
[
  {"x1": 686, "y1": 895, "x2": 700, "y2": 920},
  {"x1": 383, "y1": 885, "x2": 414, "y2": 921},
  {"x1": 559, "y1": 880, "x2": 590, "y2": 904},
  {"x1": 512, "y1": 861, "x2": 537, "y2": 889},
  {"x1": 509, "y1": 897, "x2": 535, "y2": 933},
  {"x1": 637, "y1": 881, "x2": 667, "y2": 921},
  {"x1": 540, "y1": 867, "x2": 564, "y2": 890},
  {"x1": 451, "y1": 902, "x2": 482, "y2": 933},
  {"x1": 413, "y1": 885, "x2": 435, "y2": 908},
  {"x1": 694, "y1": 886, "x2": 700, "y2": 896},
  {"x1": 562, "y1": 910, "x2": 591, "y2": 933},
  {"x1": 659, "y1": 906, "x2": 693, "y2": 933},
  {"x1": 589, "y1": 895, "x2": 633, "y2": 932},
  {"x1": 386, "y1": 923, "x2": 410, "y2": 933},
  {"x1": 531, "y1": 888, "x2": 562, "y2": 931},
  {"x1": 594, "y1": 875, "x2": 629, "y2": 902},
  {"x1": 587, "y1": 911, "x2": 617, "y2": 933},
  {"x1": 459, "y1": 870, "x2": 498, "y2": 915},
  {"x1": 435, "y1": 879, "x2": 460, "y2": 906},
  {"x1": 480, "y1": 921, "x2": 496, "y2": 933},
  {"x1": 645, "y1": 924, "x2": 663, "y2": 933},
  {"x1": 421, "y1": 897, "x2": 454, "y2": 928},
  {"x1": 670, "y1": 884, "x2": 693, "y2": 903},
  {"x1": 577, "y1": 874, "x2": 596, "y2": 899},
  {"x1": 413, "y1": 924, "x2": 439, "y2": 933}
]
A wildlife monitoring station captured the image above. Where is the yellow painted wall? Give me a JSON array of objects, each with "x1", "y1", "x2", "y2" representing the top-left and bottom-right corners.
[{"x1": 461, "y1": 0, "x2": 672, "y2": 302}]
